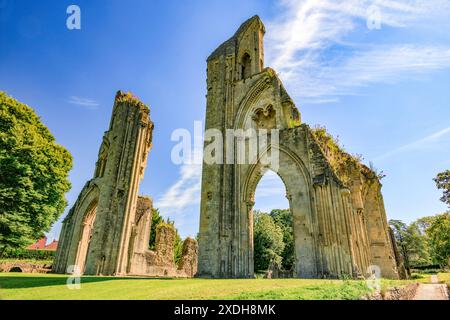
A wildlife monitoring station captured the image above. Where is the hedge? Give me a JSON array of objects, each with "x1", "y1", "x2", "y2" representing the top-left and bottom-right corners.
[{"x1": 0, "y1": 248, "x2": 55, "y2": 260}]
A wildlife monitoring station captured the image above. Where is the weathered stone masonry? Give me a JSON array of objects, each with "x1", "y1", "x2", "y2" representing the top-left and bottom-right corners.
[
  {"x1": 197, "y1": 16, "x2": 403, "y2": 279},
  {"x1": 53, "y1": 91, "x2": 197, "y2": 277}
]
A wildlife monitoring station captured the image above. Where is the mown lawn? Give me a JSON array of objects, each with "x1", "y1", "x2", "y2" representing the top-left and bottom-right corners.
[
  {"x1": 437, "y1": 272, "x2": 450, "y2": 285},
  {"x1": 0, "y1": 259, "x2": 54, "y2": 265},
  {"x1": 0, "y1": 273, "x2": 432, "y2": 300},
  {"x1": 0, "y1": 273, "x2": 376, "y2": 300}
]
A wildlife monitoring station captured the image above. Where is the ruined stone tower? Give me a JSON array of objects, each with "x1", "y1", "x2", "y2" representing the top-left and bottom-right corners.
[
  {"x1": 54, "y1": 92, "x2": 198, "y2": 277},
  {"x1": 197, "y1": 16, "x2": 402, "y2": 279},
  {"x1": 53, "y1": 91, "x2": 154, "y2": 275}
]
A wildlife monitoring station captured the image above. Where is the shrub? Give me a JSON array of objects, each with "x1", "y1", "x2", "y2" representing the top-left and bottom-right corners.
[{"x1": 0, "y1": 248, "x2": 55, "y2": 260}]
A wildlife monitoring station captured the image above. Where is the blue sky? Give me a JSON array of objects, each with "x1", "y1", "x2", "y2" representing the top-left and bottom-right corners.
[{"x1": 1, "y1": 0, "x2": 449, "y2": 241}]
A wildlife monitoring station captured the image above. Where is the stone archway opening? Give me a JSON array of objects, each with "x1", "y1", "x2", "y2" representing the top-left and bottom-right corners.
[
  {"x1": 9, "y1": 266, "x2": 23, "y2": 273},
  {"x1": 198, "y1": 16, "x2": 401, "y2": 280},
  {"x1": 241, "y1": 53, "x2": 252, "y2": 79},
  {"x1": 74, "y1": 201, "x2": 98, "y2": 273},
  {"x1": 251, "y1": 170, "x2": 295, "y2": 278}
]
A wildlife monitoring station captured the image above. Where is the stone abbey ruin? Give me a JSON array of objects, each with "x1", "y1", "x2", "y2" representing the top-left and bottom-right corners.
[
  {"x1": 53, "y1": 91, "x2": 197, "y2": 277},
  {"x1": 197, "y1": 16, "x2": 403, "y2": 279},
  {"x1": 54, "y1": 16, "x2": 403, "y2": 279}
]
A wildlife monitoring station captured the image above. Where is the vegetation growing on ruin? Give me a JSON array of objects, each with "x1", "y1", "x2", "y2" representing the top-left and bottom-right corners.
[
  {"x1": 287, "y1": 118, "x2": 301, "y2": 128},
  {"x1": 310, "y1": 125, "x2": 383, "y2": 184},
  {"x1": 114, "y1": 91, "x2": 148, "y2": 109},
  {"x1": 149, "y1": 208, "x2": 183, "y2": 264}
]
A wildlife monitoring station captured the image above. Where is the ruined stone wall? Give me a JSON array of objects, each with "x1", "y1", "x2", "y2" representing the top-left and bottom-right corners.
[
  {"x1": 198, "y1": 16, "x2": 399, "y2": 279},
  {"x1": 53, "y1": 91, "x2": 154, "y2": 276},
  {"x1": 128, "y1": 222, "x2": 198, "y2": 278},
  {"x1": 389, "y1": 226, "x2": 408, "y2": 279},
  {"x1": 53, "y1": 92, "x2": 198, "y2": 278},
  {"x1": 362, "y1": 178, "x2": 401, "y2": 279},
  {"x1": 178, "y1": 237, "x2": 198, "y2": 277},
  {"x1": 0, "y1": 261, "x2": 52, "y2": 273}
]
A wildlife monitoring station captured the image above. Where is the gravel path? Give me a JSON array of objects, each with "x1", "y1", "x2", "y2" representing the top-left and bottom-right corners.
[{"x1": 413, "y1": 275, "x2": 448, "y2": 300}]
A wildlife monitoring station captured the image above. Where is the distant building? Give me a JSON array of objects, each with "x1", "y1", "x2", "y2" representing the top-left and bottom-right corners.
[
  {"x1": 27, "y1": 236, "x2": 47, "y2": 250},
  {"x1": 44, "y1": 240, "x2": 58, "y2": 251},
  {"x1": 27, "y1": 236, "x2": 58, "y2": 251}
]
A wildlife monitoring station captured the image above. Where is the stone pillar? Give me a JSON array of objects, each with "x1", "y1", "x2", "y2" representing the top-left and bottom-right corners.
[{"x1": 53, "y1": 91, "x2": 154, "y2": 276}]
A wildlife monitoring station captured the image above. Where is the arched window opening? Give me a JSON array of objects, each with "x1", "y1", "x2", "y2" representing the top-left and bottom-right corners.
[
  {"x1": 252, "y1": 170, "x2": 294, "y2": 278},
  {"x1": 241, "y1": 53, "x2": 252, "y2": 79},
  {"x1": 75, "y1": 202, "x2": 98, "y2": 273},
  {"x1": 95, "y1": 139, "x2": 109, "y2": 178}
]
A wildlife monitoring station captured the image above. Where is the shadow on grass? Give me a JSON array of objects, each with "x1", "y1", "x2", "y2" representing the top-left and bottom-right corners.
[{"x1": 0, "y1": 274, "x2": 180, "y2": 289}]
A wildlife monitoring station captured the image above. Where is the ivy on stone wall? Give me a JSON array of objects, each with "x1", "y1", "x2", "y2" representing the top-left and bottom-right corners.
[{"x1": 310, "y1": 125, "x2": 382, "y2": 185}]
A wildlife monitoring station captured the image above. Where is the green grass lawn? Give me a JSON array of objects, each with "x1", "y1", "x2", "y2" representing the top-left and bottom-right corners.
[
  {"x1": 0, "y1": 273, "x2": 373, "y2": 300},
  {"x1": 437, "y1": 272, "x2": 450, "y2": 285},
  {"x1": 0, "y1": 273, "x2": 435, "y2": 300},
  {"x1": 0, "y1": 259, "x2": 53, "y2": 265}
]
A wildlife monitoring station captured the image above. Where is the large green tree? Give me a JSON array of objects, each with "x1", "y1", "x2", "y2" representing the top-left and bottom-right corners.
[
  {"x1": 426, "y1": 213, "x2": 450, "y2": 267},
  {"x1": 405, "y1": 221, "x2": 433, "y2": 267},
  {"x1": 389, "y1": 219, "x2": 433, "y2": 273},
  {"x1": 149, "y1": 208, "x2": 164, "y2": 250},
  {"x1": 270, "y1": 209, "x2": 295, "y2": 270},
  {"x1": 0, "y1": 92, "x2": 72, "y2": 254},
  {"x1": 253, "y1": 211, "x2": 285, "y2": 272},
  {"x1": 434, "y1": 170, "x2": 450, "y2": 207},
  {"x1": 389, "y1": 220, "x2": 412, "y2": 274}
]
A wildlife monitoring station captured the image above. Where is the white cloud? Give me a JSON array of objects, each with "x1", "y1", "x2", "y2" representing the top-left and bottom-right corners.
[
  {"x1": 292, "y1": 45, "x2": 450, "y2": 99},
  {"x1": 154, "y1": 0, "x2": 450, "y2": 225},
  {"x1": 374, "y1": 126, "x2": 450, "y2": 161},
  {"x1": 265, "y1": 0, "x2": 450, "y2": 102},
  {"x1": 154, "y1": 162, "x2": 202, "y2": 213},
  {"x1": 154, "y1": 129, "x2": 204, "y2": 218},
  {"x1": 68, "y1": 96, "x2": 99, "y2": 109}
]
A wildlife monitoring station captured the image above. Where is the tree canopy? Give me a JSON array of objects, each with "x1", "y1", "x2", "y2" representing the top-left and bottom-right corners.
[
  {"x1": 270, "y1": 209, "x2": 295, "y2": 270},
  {"x1": 253, "y1": 210, "x2": 286, "y2": 272},
  {"x1": 389, "y1": 219, "x2": 432, "y2": 274},
  {"x1": 0, "y1": 92, "x2": 72, "y2": 253},
  {"x1": 426, "y1": 213, "x2": 450, "y2": 267},
  {"x1": 434, "y1": 170, "x2": 450, "y2": 207},
  {"x1": 390, "y1": 212, "x2": 449, "y2": 271}
]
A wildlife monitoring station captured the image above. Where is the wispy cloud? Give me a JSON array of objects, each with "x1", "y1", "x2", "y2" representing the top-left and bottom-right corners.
[
  {"x1": 68, "y1": 96, "x2": 99, "y2": 109},
  {"x1": 154, "y1": 0, "x2": 450, "y2": 224},
  {"x1": 266, "y1": 0, "x2": 450, "y2": 102},
  {"x1": 374, "y1": 126, "x2": 450, "y2": 161},
  {"x1": 154, "y1": 162, "x2": 202, "y2": 213},
  {"x1": 154, "y1": 131, "x2": 203, "y2": 218}
]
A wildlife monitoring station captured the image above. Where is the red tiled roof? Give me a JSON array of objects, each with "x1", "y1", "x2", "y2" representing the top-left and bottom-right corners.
[
  {"x1": 27, "y1": 236, "x2": 47, "y2": 250},
  {"x1": 44, "y1": 240, "x2": 58, "y2": 251},
  {"x1": 27, "y1": 237, "x2": 58, "y2": 251}
]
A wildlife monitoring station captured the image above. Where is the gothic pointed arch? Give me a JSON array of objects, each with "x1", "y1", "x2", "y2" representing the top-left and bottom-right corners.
[{"x1": 198, "y1": 16, "x2": 401, "y2": 279}]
